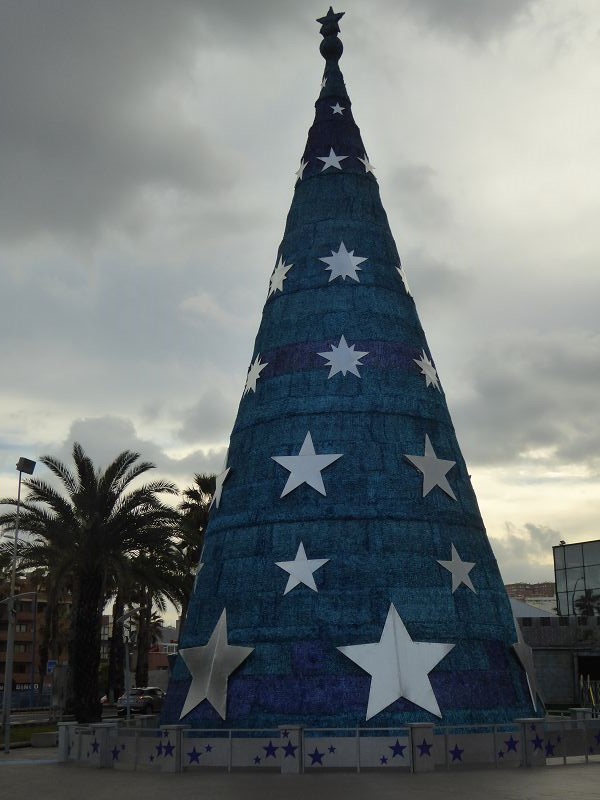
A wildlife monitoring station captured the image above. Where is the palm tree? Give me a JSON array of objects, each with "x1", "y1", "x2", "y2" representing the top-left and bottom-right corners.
[
  {"x1": 574, "y1": 589, "x2": 600, "y2": 617},
  {"x1": 0, "y1": 442, "x2": 179, "y2": 723},
  {"x1": 175, "y1": 473, "x2": 216, "y2": 629}
]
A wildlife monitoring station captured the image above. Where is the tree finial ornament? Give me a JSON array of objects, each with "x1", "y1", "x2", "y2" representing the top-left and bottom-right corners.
[{"x1": 317, "y1": 7, "x2": 345, "y2": 63}]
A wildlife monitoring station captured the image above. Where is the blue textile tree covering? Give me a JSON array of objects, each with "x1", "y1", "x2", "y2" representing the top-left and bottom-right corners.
[{"x1": 162, "y1": 8, "x2": 539, "y2": 729}]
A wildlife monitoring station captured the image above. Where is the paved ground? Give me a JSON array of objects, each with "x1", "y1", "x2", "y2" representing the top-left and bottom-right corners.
[{"x1": 2, "y1": 746, "x2": 600, "y2": 800}]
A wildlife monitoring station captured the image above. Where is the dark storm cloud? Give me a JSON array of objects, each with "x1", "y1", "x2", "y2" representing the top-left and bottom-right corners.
[
  {"x1": 451, "y1": 331, "x2": 600, "y2": 469},
  {"x1": 0, "y1": 1, "x2": 240, "y2": 242}
]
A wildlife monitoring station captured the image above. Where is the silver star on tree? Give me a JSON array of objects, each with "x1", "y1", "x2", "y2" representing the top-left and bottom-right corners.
[
  {"x1": 357, "y1": 154, "x2": 375, "y2": 174},
  {"x1": 405, "y1": 434, "x2": 457, "y2": 500},
  {"x1": 320, "y1": 241, "x2": 367, "y2": 282},
  {"x1": 437, "y1": 544, "x2": 476, "y2": 593},
  {"x1": 268, "y1": 255, "x2": 293, "y2": 297},
  {"x1": 295, "y1": 159, "x2": 309, "y2": 180},
  {"x1": 317, "y1": 147, "x2": 348, "y2": 171},
  {"x1": 210, "y1": 467, "x2": 230, "y2": 509},
  {"x1": 179, "y1": 609, "x2": 254, "y2": 719},
  {"x1": 272, "y1": 431, "x2": 342, "y2": 497},
  {"x1": 244, "y1": 355, "x2": 268, "y2": 395},
  {"x1": 397, "y1": 265, "x2": 412, "y2": 296},
  {"x1": 513, "y1": 617, "x2": 540, "y2": 711},
  {"x1": 275, "y1": 541, "x2": 329, "y2": 594},
  {"x1": 318, "y1": 335, "x2": 369, "y2": 378},
  {"x1": 331, "y1": 102, "x2": 345, "y2": 114},
  {"x1": 414, "y1": 349, "x2": 440, "y2": 391},
  {"x1": 338, "y1": 603, "x2": 454, "y2": 719}
]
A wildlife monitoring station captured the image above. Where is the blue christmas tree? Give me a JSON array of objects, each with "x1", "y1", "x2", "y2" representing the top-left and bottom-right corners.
[{"x1": 163, "y1": 8, "x2": 539, "y2": 729}]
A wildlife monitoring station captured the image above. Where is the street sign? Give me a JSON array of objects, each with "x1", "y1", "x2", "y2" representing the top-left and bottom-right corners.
[{"x1": 46, "y1": 659, "x2": 57, "y2": 675}]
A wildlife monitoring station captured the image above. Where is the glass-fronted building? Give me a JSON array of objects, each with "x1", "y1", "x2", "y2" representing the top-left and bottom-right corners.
[{"x1": 553, "y1": 540, "x2": 600, "y2": 616}]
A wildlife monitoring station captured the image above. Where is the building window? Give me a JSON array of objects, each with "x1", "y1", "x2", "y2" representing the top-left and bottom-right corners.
[{"x1": 15, "y1": 623, "x2": 28, "y2": 633}]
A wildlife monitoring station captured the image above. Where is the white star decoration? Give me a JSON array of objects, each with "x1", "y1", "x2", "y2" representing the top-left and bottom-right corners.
[
  {"x1": 320, "y1": 241, "x2": 367, "y2": 282},
  {"x1": 358, "y1": 154, "x2": 375, "y2": 174},
  {"x1": 513, "y1": 617, "x2": 540, "y2": 711},
  {"x1": 405, "y1": 434, "x2": 457, "y2": 500},
  {"x1": 397, "y1": 265, "x2": 412, "y2": 296},
  {"x1": 331, "y1": 102, "x2": 345, "y2": 114},
  {"x1": 179, "y1": 609, "x2": 254, "y2": 720},
  {"x1": 268, "y1": 255, "x2": 293, "y2": 297},
  {"x1": 272, "y1": 431, "x2": 343, "y2": 497},
  {"x1": 321, "y1": 76, "x2": 327, "y2": 89},
  {"x1": 275, "y1": 541, "x2": 329, "y2": 595},
  {"x1": 437, "y1": 544, "x2": 476, "y2": 593},
  {"x1": 210, "y1": 466, "x2": 230, "y2": 509},
  {"x1": 318, "y1": 335, "x2": 369, "y2": 378},
  {"x1": 317, "y1": 147, "x2": 348, "y2": 171},
  {"x1": 296, "y1": 159, "x2": 309, "y2": 180},
  {"x1": 244, "y1": 354, "x2": 268, "y2": 395},
  {"x1": 338, "y1": 603, "x2": 454, "y2": 719},
  {"x1": 414, "y1": 349, "x2": 440, "y2": 391}
]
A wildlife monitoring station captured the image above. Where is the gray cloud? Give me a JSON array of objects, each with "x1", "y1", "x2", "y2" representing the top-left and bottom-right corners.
[
  {"x1": 394, "y1": 0, "x2": 540, "y2": 41},
  {"x1": 450, "y1": 330, "x2": 600, "y2": 469},
  {"x1": 489, "y1": 522, "x2": 559, "y2": 584},
  {"x1": 177, "y1": 390, "x2": 238, "y2": 445}
]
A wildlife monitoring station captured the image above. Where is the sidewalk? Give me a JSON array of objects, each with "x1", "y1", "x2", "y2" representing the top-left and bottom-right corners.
[{"x1": 1, "y1": 747, "x2": 600, "y2": 800}]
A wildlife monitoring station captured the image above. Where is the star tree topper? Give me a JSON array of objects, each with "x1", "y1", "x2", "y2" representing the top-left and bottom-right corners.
[
  {"x1": 320, "y1": 241, "x2": 367, "y2": 282},
  {"x1": 275, "y1": 541, "x2": 329, "y2": 594},
  {"x1": 405, "y1": 434, "x2": 457, "y2": 500},
  {"x1": 338, "y1": 603, "x2": 454, "y2": 719},
  {"x1": 179, "y1": 609, "x2": 254, "y2": 719},
  {"x1": 318, "y1": 335, "x2": 369, "y2": 378},
  {"x1": 272, "y1": 431, "x2": 342, "y2": 497}
]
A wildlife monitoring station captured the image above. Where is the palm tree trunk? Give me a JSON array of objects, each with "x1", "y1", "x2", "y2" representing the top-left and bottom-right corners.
[
  {"x1": 106, "y1": 594, "x2": 125, "y2": 701},
  {"x1": 69, "y1": 569, "x2": 103, "y2": 723}
]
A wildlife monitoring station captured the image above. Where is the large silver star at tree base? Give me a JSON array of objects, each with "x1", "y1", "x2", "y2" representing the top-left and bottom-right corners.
[
  {"x1": 397, "y1": 265, "x2": 412, "y2": 296},
  {"x1": 405, "y1": 434, "x2": 457, "y2": 500},
  {"x1": 275, "y1": 541, "x2": 329, "y2": 594},
  {"x1": 318, "y1": 335, "x2": 369, "y2": 378},
  {"x1": 317, "y1": 147, "x2": 348, "y2": 171},
  {"x1": 320, "y1": 241, "x2": 367, "y2": 282},
  {"x1": 414, "y1": 349, "x2": 440, "y2": 391},
  {"x1": 437, "y1": 544, "x2": 476, "y2": 593},
  {"x1": 268, "y1": 255, "x2": 293, "y2": 297},
  {"x1": 244, "y1": 354, "x2": 268, "y2": 395},
  {"x1": 338, "y1": 603, "x2": 454, "y2": 719},
  {"x1": 513, "y1": 618, "x2": 540, "y2": 711},
  {"x1": 179, "y1": 609, "x2": 254, "y2": 720},
  {"x1": 272, "y1": 431, "x2": 343, "y2": 497},
  {"x1": 210, "y1": 467, "x2": 230, "y2": 509}
]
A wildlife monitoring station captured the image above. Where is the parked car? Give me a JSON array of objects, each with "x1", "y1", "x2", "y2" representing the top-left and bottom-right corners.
[{"x1": 116, "y1": 686, "x2": 166, "y2": 715}]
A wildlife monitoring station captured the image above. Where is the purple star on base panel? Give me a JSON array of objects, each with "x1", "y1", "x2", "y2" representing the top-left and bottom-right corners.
[
  {"x1": 283, "y1": 740, "x2": 298, "y2": 758},
  {"x1": 263, "y1": 740, "x2": 279, "y2": 758},
  {"x1": 380, "y1": 755, "x2": 388, "y2": 764},
  {"x1": 504, "y1": 735, "x2": 519, "y2": 752},
  {"x1": 531, "y1": 734, "x2": 544, "y2": 751},
  {"x1": 417, "y1": 739, "x2": 432, "y2": 757},
  {"x1": 187, "y1": 747, "x2": 201, "y2": 764},
  {"x1": 163, "y1": 740, "x2": 175, "y2": 757},
  {"x1": 309, "y1": 747, "x2": 325, "y2": 765},
  {"x1": 389, "y1": 739, "x2": 406, "y2": 758},
  {"x1": 449, "y1": 744, "x2": 464, "y2": 762}
]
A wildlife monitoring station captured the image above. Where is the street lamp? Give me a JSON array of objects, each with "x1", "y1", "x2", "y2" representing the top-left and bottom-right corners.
[
  {"x1": 2, "y1": 456, "x2": 35, "y2": 754},
  {"x1": 116, "y1": 608, "x2": 140, "y2": 722}
]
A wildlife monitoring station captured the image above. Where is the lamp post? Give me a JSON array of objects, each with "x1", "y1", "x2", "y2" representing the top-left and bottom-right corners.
[
  {"x1": 116, "y1": 608, "x2": 139, "y2": 722},
  {"x1": 2, "y1": 457, "x2": 35, "y2": 754}
]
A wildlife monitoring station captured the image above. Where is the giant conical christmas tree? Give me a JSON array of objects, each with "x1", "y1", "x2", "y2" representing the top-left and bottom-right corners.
[{"x1": 163, "y1": 8, "x2": 539, "y2": 729}]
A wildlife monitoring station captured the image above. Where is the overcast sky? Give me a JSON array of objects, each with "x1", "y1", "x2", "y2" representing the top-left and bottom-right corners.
[{"x1": 1, "y1": 0, "x2": 599, "y2": 590}]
